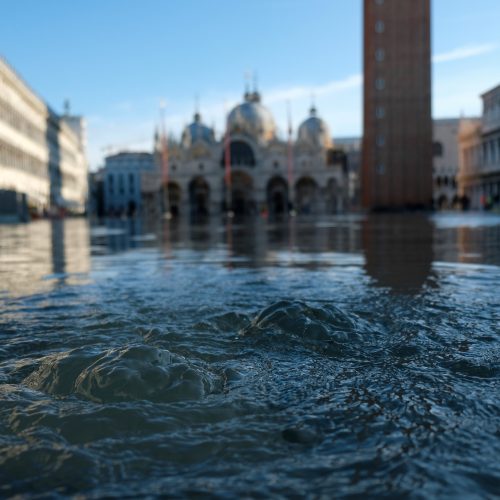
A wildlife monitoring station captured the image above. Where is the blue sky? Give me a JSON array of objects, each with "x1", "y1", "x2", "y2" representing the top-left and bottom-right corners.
[{"x1": 2, "y1": 0, "x2": 500, "y2": 170}]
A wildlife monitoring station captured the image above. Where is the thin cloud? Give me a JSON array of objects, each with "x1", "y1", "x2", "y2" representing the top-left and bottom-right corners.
[
  {"x1": 433, "y1": 43, "x2": 497, "y2": 63},
  {"x1": 265, "y1": 74, "x2": 363, "y2": 104}
]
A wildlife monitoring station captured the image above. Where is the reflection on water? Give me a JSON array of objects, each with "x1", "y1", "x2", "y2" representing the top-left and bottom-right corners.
[
  {"x1": 0, "y1": 219, "x2": 90, "y2": 296},
  {"x1": 1, "y1": 214, "x2": 500, "y2": 296},
  {"x1": 362, "y1": 214, "x2": 435, "y2": 292},
  {"x1": 0, "y1": 213, "x2": 499, "y2": 497}
]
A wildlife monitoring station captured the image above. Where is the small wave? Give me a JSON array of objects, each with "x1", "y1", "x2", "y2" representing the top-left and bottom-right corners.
[
  {"x1": 444, "y1": 358, "x2": 499, "y2": 379},
  {"x1": 23, "y1": 345, "x2": 221, "y2": 403},
  {"x1": 239, "y1": 300, "x2": 360, "y2": 355}
]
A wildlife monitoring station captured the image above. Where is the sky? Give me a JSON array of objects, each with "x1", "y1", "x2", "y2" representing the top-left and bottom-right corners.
[{"x1": 2, "y1": 0, "x2": 500, "y2": 171}]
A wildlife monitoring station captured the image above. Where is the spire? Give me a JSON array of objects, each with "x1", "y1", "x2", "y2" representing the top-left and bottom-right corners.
[
  {"x1": 252, "y1": 70, "x2": 261, "y2": 103},
  {"x1": 253, "y1": 71, "x2": 258, "y2": 93},
  {"x1": 309, "y1": 91, "x2": 317, "y2": 116},
  {"x1": 244, "y1": 71, "x2": 251, "y2": 101},
  {"x1": 287, "y1": 100, "x2": 293, "y2": 137},
  {"x1": 194, "y1": 94, "x2": 201, "y2": 122}
]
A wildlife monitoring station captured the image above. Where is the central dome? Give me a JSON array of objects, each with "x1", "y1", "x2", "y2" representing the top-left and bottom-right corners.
[
  {"x1": 227, "y1": 91, "x2": 276, "y2": 143},
  {"x1": 297, "y1": 106, "x2": 332, "y2": 149}
]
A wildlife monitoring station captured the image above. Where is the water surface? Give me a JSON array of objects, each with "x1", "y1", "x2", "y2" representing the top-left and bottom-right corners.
[{"x1": 0, "y1": 214, "x2": 499, "y2": 497}]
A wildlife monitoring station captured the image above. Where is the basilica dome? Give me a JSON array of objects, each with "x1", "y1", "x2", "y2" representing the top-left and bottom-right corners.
[
  {"x1": 182, "y1": 112, "x2": 215, "y2": 148},
  {"x1": 227, "y1": 91, "x2": 276, "y2": 143},
  {"x1": 297, "y1": 106, "x2": 332, "y2": 149}
]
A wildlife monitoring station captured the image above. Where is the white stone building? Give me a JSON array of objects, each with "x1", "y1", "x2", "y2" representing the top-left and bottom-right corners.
[
  {"x1": 480, "y1": 84, "x2": 500, "y2": 207},
  {"x1": 335, "y1": 137, "x2": 361, "y2": 210},
  {"x1": 457, "y1": 83, "x2": 500, "y2": 210},
  {"x1": 155, "y1": 89, "x2": 347, "y2": 217},
  {"x1": 432, "y1": 119, "x2": 463, "y2": 208},
  {"x1": 0, "y1": 57, "x2": 88, "y2": 216}
]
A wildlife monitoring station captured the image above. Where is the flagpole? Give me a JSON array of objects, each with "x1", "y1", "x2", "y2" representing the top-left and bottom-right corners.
[
  {"x1": 287, "y1": 101, "x2": 296, "y2": 216},
  {"x1": 224, "y1": 102, "x2": 234, "y2": 218},
  {"x1": 160, "y1": 100, "x2": 172, "y2": 219}
]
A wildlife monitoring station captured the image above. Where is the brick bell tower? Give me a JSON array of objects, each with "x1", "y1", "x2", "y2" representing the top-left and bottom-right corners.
[{"x1": 362, "y1": 0, "x2": 433, "y2": 210}]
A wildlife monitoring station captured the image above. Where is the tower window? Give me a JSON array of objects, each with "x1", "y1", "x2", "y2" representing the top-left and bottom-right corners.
[
  {"x1": 376, "y1": 164, "x2": 385, "y2": 175},
  {"x1": 375, "y1": 106, "x2": 385, "y2": 119},
  {"x1": 375, "y1": 21, "x2": 385, "y2": 33},
  {"x1": 375, "y1": 78, "x2": 385, "y2": 90},
  {"x1": 375, "y1": 48, "x2": 385, "y2": 62}
]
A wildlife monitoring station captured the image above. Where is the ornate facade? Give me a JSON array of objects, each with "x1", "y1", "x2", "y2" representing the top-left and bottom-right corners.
[{"x1": 154, "y1": 89, "x2": 347, "y2": 217}]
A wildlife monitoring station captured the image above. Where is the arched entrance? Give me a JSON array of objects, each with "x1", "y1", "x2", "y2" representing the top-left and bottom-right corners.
[
  {"x1": 325, "y1": 178, "x2": 339, "y2": 213},
  {"x1": 163, "y1": 181, "x2": 181, "y2": 216},
  {"x1": 220, "y1": 140, "x2": 256, "y2": 167},
  {"x1": 295, "y1": 177, "x2": 318, "y2": 214},
  {"x1": 189, "y1": 176, "x2": 210, "y2": 216},
  {"x1": 437, "y1": 194, "x2": 448, "y2": 210},
  {"x1": 266, "y1": 176, "x2": 288, "y2": 215},
  {"x1": 227, "y1": 171, "x2": 255, "y2": 215}
]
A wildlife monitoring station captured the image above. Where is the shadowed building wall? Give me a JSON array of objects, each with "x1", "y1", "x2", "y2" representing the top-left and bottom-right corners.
[{"x1": 362, "y1": 0, "x2": 432, "y2": 210}]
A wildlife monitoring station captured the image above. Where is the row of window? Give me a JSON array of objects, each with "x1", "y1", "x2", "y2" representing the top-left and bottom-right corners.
[
  {"x1": 373, "y1": 0, "x2": 385, "y2": 188},
  {"x1": 0, "y1": 138, "x2": 48, "y2": 179},
  {"x1": 374, "y1": 0, "x2": 386, "y2": 105},
  {"x1": 0, "y1": 97, "x2": 47, "y2": 146},
  {"x1": 107, "y1": 173, "x2": 137, "y2": 195},
  {"x1": 0, "y1": 139, "x2": 81, "y2": 191},
  {"x1": 482, "y1": 136, "x2": 500, "y2": 165},
  {"x1": 0, "y1": 97, "x2": 79, "y2": 166},
  {"x1": 483, "y1": 95, "x2": 500, "y2": 118},
  {"x1": 56, "y1": 166, "x2": 80, "y2": 191},
  {"x1": 435, "y1": 176, "x2": 457, "y2": 188}
]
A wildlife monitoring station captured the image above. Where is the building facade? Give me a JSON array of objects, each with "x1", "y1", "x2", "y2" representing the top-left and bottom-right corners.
[
  {"x1": 362, "y1": 0, "x2": 433, "y2": 210},
  {"x1": 432, "y1": 118, "x2": 471, "y2": 209},
  {"x1": 457, "y1": 119, "x2": 483, "y2": 209},
  {"x1": 155, "y1": 89, "x2": 347, "y2": 217},
  {"x1": 103, "y1": 152, "x2": 157, "y2": 216},
  {"x1": 0, "y1": 57, "x2": 88, "y2": 217},
  {"x1": 480, "y1": 85, "x2": 500, "y2": 207},
  {"x1": 335, "y1": 137, "x2": 362, "y2": 210},
  {"x1": 457, "y1": 84, "x2": 500, "y2": 210}
]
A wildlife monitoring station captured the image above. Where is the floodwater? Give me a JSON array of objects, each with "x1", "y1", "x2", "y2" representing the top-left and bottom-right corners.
[{"x1": 0, "y1": 214, "x2": 499, "y2": 498}]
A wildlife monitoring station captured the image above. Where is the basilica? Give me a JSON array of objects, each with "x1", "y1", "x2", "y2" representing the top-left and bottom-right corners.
[{"x1": 153, "y1": 88, "x2": 347, "y2": 217}]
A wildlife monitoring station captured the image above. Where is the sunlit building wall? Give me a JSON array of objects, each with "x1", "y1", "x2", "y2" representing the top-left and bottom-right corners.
[
  {"x1": 457, "y1": 118, "x2": 483, "y2": 208},
  {"x1": 0, "y1": 57, "x2": 88, "y2": 215}
]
